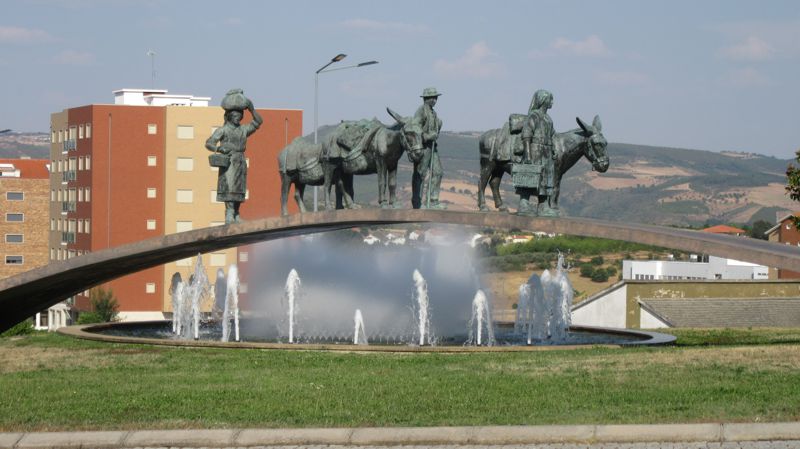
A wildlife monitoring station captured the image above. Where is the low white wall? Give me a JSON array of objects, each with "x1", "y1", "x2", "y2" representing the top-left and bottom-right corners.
[
  {"x1": 571, "y1": 284, "x2": 628, "y2": 328},
  {"x1": 639, "y1": 307, "x2": 671, "y2": 328}
]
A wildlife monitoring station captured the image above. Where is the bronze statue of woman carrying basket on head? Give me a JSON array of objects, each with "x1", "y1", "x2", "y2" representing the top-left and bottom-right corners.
[{"x1": 205, "y1": 88, "x2": 263, "y2": 224}]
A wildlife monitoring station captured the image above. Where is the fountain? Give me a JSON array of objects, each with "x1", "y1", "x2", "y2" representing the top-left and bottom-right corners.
[
  {"x1": 412, "y1": 269, "x2": 432, "y2": 346},
  {"x1": 81, "y1": 230, "x2": 675, "y2": 349},
  {"x1": 221, "y1": 265, "x2": 240, "y2": 342},
  {"x1": 468, "y1": 290, "x2": 494, "y2": 346},
  {"x1": 353, "y1": 309, "x2": 367, "y2": 345},
  {"x1": 284, "y1": 269, "x2": 301, "y2": 343}
]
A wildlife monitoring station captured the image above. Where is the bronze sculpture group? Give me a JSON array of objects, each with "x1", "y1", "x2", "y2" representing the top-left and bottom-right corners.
[{"x1": 206, "y1": 87, "x2": 609, "y2": 223}]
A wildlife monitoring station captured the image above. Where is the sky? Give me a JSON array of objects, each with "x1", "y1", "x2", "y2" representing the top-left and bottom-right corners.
[{"x1": 2, "y1": 0, "x2": 799, "y2": 158}]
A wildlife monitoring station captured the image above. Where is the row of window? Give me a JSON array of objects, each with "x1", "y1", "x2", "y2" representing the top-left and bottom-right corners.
[
  {"x1": 51, "y1": 156, "x2": 91, "y2": 173},
  {"x1": 176, "y1": 189, "x2": 249, "y2": 204},
  {"x1": 51, "y1": 187, "x2": 91, "y2": 203},
  {"x1": 50, "y1": 218, "x2": 91, "y2": 234},
  {"x1": 50, "y1": 248, "x2": 88, "y2": 261},
  {"x1": 633, "y1": 274, "x2": 704, "y2": 280},
  {"x1": 52, "y1": 124, "x2": 92, "y2": 143},
  {"x1": 144, "y1": 220, "x2": 226, "y2": 232}
]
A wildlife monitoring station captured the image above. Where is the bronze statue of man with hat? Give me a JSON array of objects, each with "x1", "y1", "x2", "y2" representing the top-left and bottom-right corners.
[{"x1": 410, "y1": 87, "x2": 444, "y2": 209}]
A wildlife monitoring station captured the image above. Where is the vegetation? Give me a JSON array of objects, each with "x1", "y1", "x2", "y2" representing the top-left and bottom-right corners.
[
  {"x1": 786, "y1": 148, "x2": 800, "y2": 229},
  {"x1": 0, "y1": 319, "x2": 34, "y2": 337},
  {"x1": 77, "y1": 287, "x2": 119, "y2": 324},
  {"x1": 1, "y1": 331, "x2": 799, "y2": 431},
  {"x1": 496, "y1": 235, "x2": 662, "y2": 257}
]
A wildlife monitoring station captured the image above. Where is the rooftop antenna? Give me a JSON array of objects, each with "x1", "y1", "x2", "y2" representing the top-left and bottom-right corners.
[{"x1": 146, "y1": 49, "x2": 156, "y2": 88}]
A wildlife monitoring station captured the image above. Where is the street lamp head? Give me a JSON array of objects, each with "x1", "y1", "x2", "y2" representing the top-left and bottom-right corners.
[
  {"x1": 357, "y1": 60, "x2": 379, "y2": 67},
  {"x1": 332, "y1": 53, "x2": 347, "y2": 62}
]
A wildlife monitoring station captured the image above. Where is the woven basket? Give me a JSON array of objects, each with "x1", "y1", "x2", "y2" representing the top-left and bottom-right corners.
[
  {"x1": 343, "y1": 148, "x2": 369, "y2": 173},
  {"x1": 298, "y1": 158, "x2": 324, "y2": 185},
  {"x1": 208, "y1": 153, "x2": 230, "y2": 168}
]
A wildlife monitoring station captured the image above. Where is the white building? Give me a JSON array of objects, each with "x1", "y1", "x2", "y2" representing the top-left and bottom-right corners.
[{"x1": 622, "y1": 256, "x2": 768, "y2": 281}]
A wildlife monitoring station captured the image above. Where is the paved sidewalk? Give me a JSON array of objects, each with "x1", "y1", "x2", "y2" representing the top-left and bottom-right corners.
[{"x1": 2, "y1": 423, "x2": 800, "y2": 449}]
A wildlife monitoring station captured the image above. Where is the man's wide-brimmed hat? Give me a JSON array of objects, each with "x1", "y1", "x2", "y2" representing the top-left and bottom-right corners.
[{"x1": 421, "y1": 87, "x2": 442, "y2": 98}]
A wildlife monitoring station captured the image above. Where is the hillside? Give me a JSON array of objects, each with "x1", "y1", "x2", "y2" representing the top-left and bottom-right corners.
[{"x1": 5, "y1": 128, "x2": 795, "y2": 227}]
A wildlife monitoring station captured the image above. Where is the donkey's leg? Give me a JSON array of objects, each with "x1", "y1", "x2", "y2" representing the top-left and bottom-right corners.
[
  {"x1": 490, "y1": 166, "x2": 507, "y2": 211},
  {"x1": 478, "y1": 158, "x2": 491, "y2": 211},
  {"x1": 343, "y1": 173, "x2": 358, "y2": 209},
  {"x1": 280, "y1": 172, "x2": 291, "y2": 216},
  {"x1": 388, "y1": 167, "x2": 399, "y2": 208},
  {"x1": 295, "y1": 182, "x2": 307, "y2": 213},
  {"x1": 376, "y1": 159, "x2": 387, "y2": 208},
  {"x1": 323, "y1": 163, "x2": 336, "y2": 211}
]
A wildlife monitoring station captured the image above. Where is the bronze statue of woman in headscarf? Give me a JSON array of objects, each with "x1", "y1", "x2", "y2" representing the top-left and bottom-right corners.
[{"x1": 517, "y1": 89, "x2": 557, "y2": 216}]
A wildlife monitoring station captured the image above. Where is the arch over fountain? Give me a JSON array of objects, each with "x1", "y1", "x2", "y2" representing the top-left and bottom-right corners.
[{"x1": 2, "y1": 209, "x2": 799, "y2": 332}]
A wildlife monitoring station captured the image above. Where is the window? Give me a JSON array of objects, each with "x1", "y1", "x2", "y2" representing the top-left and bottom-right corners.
[
  {"x1": 176, "y1": 125, "x2": 194, "y2": 139},
  {"x1": 5, "y1": 255, "x2": 23, "y2": 265},
  {"x1": 50, "y1": 218, "x2": 56, "y2": 231},
  {"x1": 146, "y1": 219, "x2": 157, "y2": 230},
  {"x1": 147, "y1": 124, "x2": 157, "y2": 135},
  {"x1": 5, "y1": 234, "x2": 23, "y2": 243},
  {"x1": 78, "y1": 188, "x2": 83, "y2": 202},
  {"x1": 6, "y1": 213, "x2": 23, "y2": 222},
  {"x1": 85, "y1": 123, "x2": 91, "y2": 138},
  {"x1": 78, "y1": 157, "x2": 84, "y2": 171},
  {"x1": 176, "y1": 189, "x2": 193, "y2": 203},
  {"x1": 85, "y1": 188, "x2": 91, "y2": 202},
  {"x1": 210, "y1": 190, "x2": 221, "y2": 203},
  {"x1": 176, "y1": 157, "x2": 194, "y2": 171},
  {"x1": 51, "y1": 131, "x2": 56, "y2": 143},
  {"x1": 50, "y1": 248, "x2": 55, "y2": 261},
  {"x1": 68, "y1": 126, "x2": 76, "y2": 140},
  {"x1": 51, "y1": 190, "x2": 56, "y2": 202},
  {"x1": 78, "y1": 220, "x2": 83, "y2": 233},
  {"x1": 58, "y1": 130, "x2": 63, "y2": 143},
  {"x1": 84, "y1": 219, "x2": 90, "y2": 234},
  {"x1": 78, "y1": 125, "x2": 84, "y2": 139},
  {"x1": 176, "y1": 258, "x2": 192, "y2": 267},
  {"x1": 209, "y1": 253, "x2": 227, "y2": 267},
  {"x1": 210, "y1": 221, "x2": 225, "y2": 227},
  {"x1": 145, "y1": 283, "x2": 156, "y2": 294},
  {"x1": 147, "y1": 156, "x2": 157, "y2": 167},
  {"x1": 146, "y1": 188, "x2": 157, "y2": 199},
  {"x1": 85, "y1": 156, "x2": 91, "y2": 170},
  {"x1": 6, "y1": 192, "x2": 23, "y2": 201},
  {"x1": 239, "y1": 283, "x2": 248, "y2": 294},
  {"x1": 176, "y1": 221, "x2": 192, "y2": 233},
  {"x1": 239, "y1": 252, "x2": 249, "y2": 263}
]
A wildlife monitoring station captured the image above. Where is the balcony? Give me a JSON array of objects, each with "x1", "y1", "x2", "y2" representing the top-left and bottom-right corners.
[
  {"x1": 61, "y1": 170, "x2": 76, "y2": 182},
  {"x1": 61, "y1": 232, "x2": 75, "y2": 244},
  {"x1": 61, "y1": 201, "x2": 76, "y2": 213},
  {"x1": 62, "y1": 140, "x2": 76, "y2": 152}
]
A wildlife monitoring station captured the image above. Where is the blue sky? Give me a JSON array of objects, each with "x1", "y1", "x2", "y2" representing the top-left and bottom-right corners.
[{"x1": 2, "y1": 0, "x2": 798, "y2": 158}]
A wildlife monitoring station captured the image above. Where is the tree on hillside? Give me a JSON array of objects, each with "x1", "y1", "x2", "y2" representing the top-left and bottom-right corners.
[
  {"x1": 786, "y1": 149, "x2": 800, "y2": 228},
  {"x1": 748, "y1": 220, "x2": 773, "y2": 240}
]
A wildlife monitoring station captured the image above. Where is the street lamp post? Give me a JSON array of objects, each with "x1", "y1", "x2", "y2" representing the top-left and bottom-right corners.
[{"x1": 312, "y1": 55, "x2": 378, "y2": 211}]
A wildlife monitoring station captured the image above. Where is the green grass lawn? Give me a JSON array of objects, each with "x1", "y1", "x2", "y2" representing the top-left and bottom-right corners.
[{"x1": 1, "y1": 329, "x2": 800, "y2": 432}]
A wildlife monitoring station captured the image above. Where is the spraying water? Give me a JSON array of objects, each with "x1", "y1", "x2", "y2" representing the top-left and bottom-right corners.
[
  {"x1": 169, "y1": 272, "x2": 183, "y2": 334},
  {"x1": 468, "y1": 290, "x2": 495, "y2": 346},
  {"x1": 353, "y1": 309, "x2": 367, "y2": 345},
  {"x1": 515, "y1": 253, "x2": 573, "y2": 343},
  {"x1": 412, "y1": 269, "x2": 431, "y2": 346},
  {"x1": 221, "y1": 265, "x2": 240, "y2": 342},
  {"x1": 284, "y1": 269, "x2": 301, "y2": 343},
  {"x1": 189, "y1": 255, "x2": 210, "y2": 340}
]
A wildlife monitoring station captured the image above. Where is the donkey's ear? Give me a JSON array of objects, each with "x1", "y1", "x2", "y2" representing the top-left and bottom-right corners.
[
  {"x1": 592, "y1": 115, "x2": 602, "y2": 132},
  {"x1": 386, "y1": 107, "x2": 405, "y2": 125},
  {"x1": 576, "y1": 117, "x2": 591, "y2": 134}
]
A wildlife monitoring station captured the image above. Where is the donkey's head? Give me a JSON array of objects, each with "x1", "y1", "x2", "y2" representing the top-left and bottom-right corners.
[
  {"x1": 387, "y1": 107, "x2": 424, "y2": 162},
  {"x1": 576, "y1": 115, "x2": 609, "y2": 173}
]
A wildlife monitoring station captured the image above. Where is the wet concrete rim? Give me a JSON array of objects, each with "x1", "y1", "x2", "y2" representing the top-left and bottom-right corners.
[{"x1": 58, "y1": 321, "x2": 676, "y2": 352}]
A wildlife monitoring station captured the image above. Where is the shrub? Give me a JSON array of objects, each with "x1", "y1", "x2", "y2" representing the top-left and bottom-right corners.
[
  {"x1": 606, "y1": 266, "x2": 618, "y2": 276},
  {"x1": 579, "y1": 264, "x2": 594, "y2": 278},
  {"x1": 76, "y1": 312, "x2": 103, "y2": 325},
  {"x1": 89, "y1": 287, "x2": 119, "y2": 322},
  {"x1": 1, "y1": 319, "x2": 34, "y2": 337},
  {"x1": 591, "y1": 269, "x2": 609, "y2": 282},
  {"x1": 590, "y1": 256, "x2": 604, "y2": 265}
]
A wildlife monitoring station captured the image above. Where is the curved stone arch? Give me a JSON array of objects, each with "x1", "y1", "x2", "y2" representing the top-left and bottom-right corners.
[{"x1": 2, "y1": 209, "x2": 799, "y2": 332}]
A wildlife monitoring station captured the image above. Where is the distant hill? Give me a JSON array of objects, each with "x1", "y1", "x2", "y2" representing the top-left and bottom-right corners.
[
  {"x1": 0, "y1": 132, "x2": 50, "y2": 159},
  {"x1": 305, "y1": 125, "x2": 795, "y2": 227}
]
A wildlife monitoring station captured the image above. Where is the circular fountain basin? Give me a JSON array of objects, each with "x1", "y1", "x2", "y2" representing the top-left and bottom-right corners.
[{"x1": 59, "y1": 320, "x2": 676, "y2": 352}]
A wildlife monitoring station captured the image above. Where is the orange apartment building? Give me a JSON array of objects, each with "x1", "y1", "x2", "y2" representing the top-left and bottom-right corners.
[
  {"x1": 1, "y1": 159, "x2": 50, "y2": 278},
  {"x1": 50, "y1": 89, "x2": 301, "y2": 321}
]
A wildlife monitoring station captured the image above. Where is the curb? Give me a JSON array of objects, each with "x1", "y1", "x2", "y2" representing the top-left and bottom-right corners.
[{"x1": 2, "y1": 422, "x2": 800, "y2": 448}]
